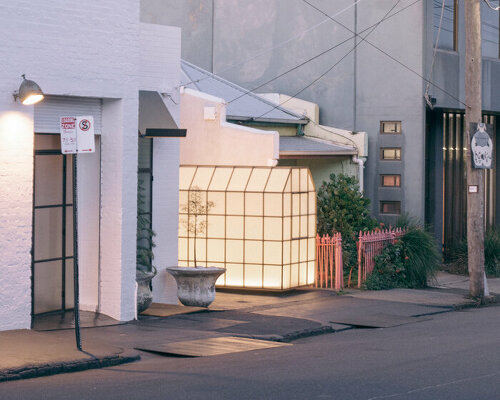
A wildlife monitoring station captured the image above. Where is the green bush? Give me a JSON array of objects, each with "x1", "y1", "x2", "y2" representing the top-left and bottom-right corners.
[
  {"x1": 317, "y1": 174, "x2": 378, "y2": 270},
  {"x1": 365, "y1": 227, "x2": 440, "y2": 290},
  {"x1": 447, "y1": 229, "x2": 500, "y2": 277}
]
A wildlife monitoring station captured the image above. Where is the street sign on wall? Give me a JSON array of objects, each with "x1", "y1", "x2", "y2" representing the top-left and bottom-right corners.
[{"x1": 60, "y1": 116, "x2": 95, "y2": 154}]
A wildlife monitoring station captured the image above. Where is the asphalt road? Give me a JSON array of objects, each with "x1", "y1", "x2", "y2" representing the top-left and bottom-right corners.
[{"x1": 1, "y1": 305, "x2": 500, "y2": 400}]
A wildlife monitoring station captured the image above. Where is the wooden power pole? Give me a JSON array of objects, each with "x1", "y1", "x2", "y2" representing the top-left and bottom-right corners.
[{"x1": 464, "y1": 0, "x2": 485, "y2": 300}]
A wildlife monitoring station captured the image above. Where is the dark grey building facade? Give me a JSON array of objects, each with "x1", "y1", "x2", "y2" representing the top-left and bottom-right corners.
[{"x1": 141, "y1": 0, "x2": 499, "y2": 253}]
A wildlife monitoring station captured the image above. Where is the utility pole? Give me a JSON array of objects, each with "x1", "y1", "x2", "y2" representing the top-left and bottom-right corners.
[{"x1": 464, "y1": 0, "x2": 485, "y2": 300}]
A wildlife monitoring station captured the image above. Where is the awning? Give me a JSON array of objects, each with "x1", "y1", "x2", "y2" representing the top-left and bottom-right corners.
[
  {"x1": 138, "y1": 90, "x2": 186, "y2": 137},
  {"x1": 279, "y1": 136, "x2": 357, "y2": 158}
]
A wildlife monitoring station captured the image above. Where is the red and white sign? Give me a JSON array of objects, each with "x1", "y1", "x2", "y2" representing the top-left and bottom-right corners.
[
  {"x1": 76, "y1": 116, "x2": 95, "y2": 153},
  {"x1": 59, "y1": 115, "x2": 95, "y2": 154},
  {"x1": 60, "y1": 117, "x2": 77, "y2": 154}
]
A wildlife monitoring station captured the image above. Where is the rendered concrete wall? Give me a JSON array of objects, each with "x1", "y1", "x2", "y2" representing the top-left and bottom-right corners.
[
  {"x1": 0, "y1": 1, "x2": 181, "y2": 329},
  {"x1": 180, "y1": 88, "x2": 279, "y2": 167}
]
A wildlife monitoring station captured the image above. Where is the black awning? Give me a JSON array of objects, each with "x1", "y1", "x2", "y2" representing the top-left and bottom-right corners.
[{"x1": 138, "y1": 90, "x2": 186, "y2": 137}]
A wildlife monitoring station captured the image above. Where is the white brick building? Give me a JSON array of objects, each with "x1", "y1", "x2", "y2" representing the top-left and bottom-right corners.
[{"x1": 0, "y1": 1, "x2": 181, "y2": 331}]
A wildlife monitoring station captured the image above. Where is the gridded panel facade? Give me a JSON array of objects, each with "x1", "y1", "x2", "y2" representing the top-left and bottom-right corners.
[{"x1": 178, "y1": 166, "x2": 316, "y2": 290}]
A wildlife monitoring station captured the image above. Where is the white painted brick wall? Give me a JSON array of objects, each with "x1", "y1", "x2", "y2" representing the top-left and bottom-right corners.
[{"x1": 0, "y1": 1, "x2": 181, "y2": 329}]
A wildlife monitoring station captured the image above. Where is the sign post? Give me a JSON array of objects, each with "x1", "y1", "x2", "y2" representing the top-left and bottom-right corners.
[{"x1": 59, "y1": 116, "x2": 95, "y2": 351}]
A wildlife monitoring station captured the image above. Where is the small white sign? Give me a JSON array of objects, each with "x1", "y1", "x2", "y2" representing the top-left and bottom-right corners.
[
  {"x1": 60, "y1": 117, "x2": 77, "y2": 154},
  {"x1": 76, "y1": 116, "x2": 95, "y2": 153},
  {"x1": 468, "y1": 185, "x2": 478, "y2": 193}
]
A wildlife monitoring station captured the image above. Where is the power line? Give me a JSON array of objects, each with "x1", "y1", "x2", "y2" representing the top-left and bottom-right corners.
[
  {"x1": 228, "y1": 0, "x2": 421, "y2": 106},
  {"x1": 300, "y1": 0, "x2": 467, "y2": 108},
  {"x1": 483, "y1": 0, "x2": 500, "y2": 11},
  {"x1": 250, "y1": 0, "x2": 402, "y2": 121}
]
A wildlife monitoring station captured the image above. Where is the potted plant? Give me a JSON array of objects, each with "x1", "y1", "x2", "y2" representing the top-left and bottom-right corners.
[
  {"x1": 166, "y1": 187, "x2": 225, "y2": 307},
  {"x1": 136, "y1": 180, "x2": 157, "y2": 313}
]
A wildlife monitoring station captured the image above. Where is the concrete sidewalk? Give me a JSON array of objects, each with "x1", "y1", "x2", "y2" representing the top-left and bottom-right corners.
[{"x1": 1, "y1": 271, "x2": 498, "y2": 382}]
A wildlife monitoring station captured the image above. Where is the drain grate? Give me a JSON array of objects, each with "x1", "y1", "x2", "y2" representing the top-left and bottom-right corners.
[{"x1": 135, "y1": 336, "x2": 291, "y2": 357}]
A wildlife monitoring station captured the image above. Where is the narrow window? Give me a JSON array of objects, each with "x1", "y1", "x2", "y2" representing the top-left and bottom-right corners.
[
  {"x1": 380, "y1": 121, "x2": 401, "y2": 134},
  {"x1": 380, "y1": 201, "x2": 401, "y2": 215},
  {"x1": 381, "y1": 175, "x2": 401, "y2": 187},
  {"x1": 380, "y1": 148, "x2": 401, "y2": 160},
  {"x1": 481, "y1": 1, "x2": 500, "y2": 58},
  {"x1": 433, "y1": 0, "x2": 458, "y2": 51}
]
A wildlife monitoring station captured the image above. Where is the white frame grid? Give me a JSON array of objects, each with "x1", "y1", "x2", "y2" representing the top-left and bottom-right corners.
[{"x1": 178, "y1": 166, "x2": 317, "y2": 290}]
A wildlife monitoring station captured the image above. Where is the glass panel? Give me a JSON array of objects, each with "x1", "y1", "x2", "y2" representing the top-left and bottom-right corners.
[
  {"x1": 381, "y1": 148, "x2": 401, "y2": 160},
  {"x1": 291, "y1": 169, "x2": 300, "y2": 192},
  {"x1": 292, "y1": 216, "x2": 300, "y2": 239},
  {"x1": 244, "y1": 264, "x2": 263, "y2": 288},
  {"x1": 300, "y1": 215, "x2": 308, "y2": 237},
  {"x1": 265, "y1": 168, "x2": 289, "y2": 192},
  {"x1": 264, "y1": 217, "x2": 282, "y2": 241},
  {"x1": 191, "y1": 167, "x2": 215, "y2": 190},
  {"x1": 207, "y1": 239, "x2": 225, "y2": 263},
  {"x1": 179, "y1": 166, "x2": 197, "y2": 190},
  {"x1": 433, "y1": 0, "x2": 456, "y2": 50},
  {"x1": 65, "y1": 258, "x2": 74, "y2": 309},
  {"x1": 225, "y1": 264, "x2": 244, "y2": 286},
  {"x1": 283, "y1": 240, "x2": 291, "y2": 264},
  {"x1": 299, "y1": 262, "x2": 307, "y2": 285},
  {"x1": 381, "y1": 121, "x2": 402, "y2": 134},
  {"x1": 245, "y1": 217, "x2": 263, "y2": 240},
  {"x1": 34, "y1": 208, "x2": 62, "y2": 260},
  {"x1": 300, "y1": 193, "x2": 308, "y2": 215},
  {"x1": 300, "y1": 168, "x2": 308, "y2": 192},
  {"x1": 308, "y1": 192, "x2": 316, "y2": 214},
  {"x1": 308, "y1": 174, "x2": 315, "y2": 191},
  {"x1": 290, "y1": 263, "x2": 299, "y2": 287},
  {"x1": 226, "y1": 216, "x2": 244, "y2": 239},
  {"x1": 264, "y1": 241, "x2": 282, "y2": 265},
  {"x1": 207, "y1": 215, "x2": 225, "y2": 239},
  {"x1": 307, "y1": 261, "x2": 316, "y2": 284},
  {"x1": 300, "y1": 239, "x2": 308, "y2": 262},
  {"x1": 34, "y1": 260, "x2": 62, "y2": 314},
  {"x1": 35, "y1": 155, "x2": 63, "y2": 206},
  {"x1": 179, "y1": 191, "x2": 188, "y2": 215},
  {"x1": 291, "y1": 240, "x2": 299, "y2": 264},
  {"x1": 292, "y1": 194, "x2": 300, "y2": 215},
  {"x1": 227, "y1": 168, "x2": 252, "y2": 191},
  {"x1": 66, "y1": 155, "x2": 73, "y2": 202},
  {"x1": 208, "y1": 191, "x2": 225, "y2": 214},
  {"x1": 283, "y1": 217, "x2": 291, "y2": 241},
  {"x1": 193, "y1": 238, "x2": 206, "y2": 264},
  {"x1": 226, "y1": 240, "x2": 243, "y2": 263},
  {"x1": 245, "y1": 192, "x2": 263, "y2": 216},
  {"x1": 66, "y1": 206, "x2": 74, "y2": 257},
  {"x1": 283, "y1": 193, "x2": 291, "y2": 216},
  {"x1": 308, "y1": 238, "x2": 316, "y2": 261},
  {"x1": 264, "y1": 193, "x2": 282, "y2": 216},
  {"x1": 282, "y1": 264, "x2": 291, "y2": 289},
  {"x1": 380, "y1": 201, "x2": 401, "y2": 214},
  {"x1": 244, "y1": 241, "x2": 262, "y2": 264},
  {"x1": 263, "y1": 265, "x2": 282, "y2": 289},
  {"x1": 284, "y1": 175, "x2": 291, "y2": 192},
  {"x1": 138, "y1": 137, "x2": 152, "y2": 169},
  {"x1": 308, "y1": 215, "x2": 316, "y2": 238},
  {"x1": 482, "y1": 2, "x2": 499, "y2": 58},
  {"x1": 246, "y1": 168, "x2": 270, "y2": 192},
  {"x1": 35, "y1": 134, "x2": 60, "y2": 150},
  {"x1": 178, "y1": 237, "x2": 188, "y2": 261},
  {"x1": 226, "y1": 192, "x2": 244, "y2": 215},
  {"x1": 381, "y1": 175, "x2": 401, "y2": 187},
  {"x1": 209, "y1": 167, "x2": 233, "y2": 191}
]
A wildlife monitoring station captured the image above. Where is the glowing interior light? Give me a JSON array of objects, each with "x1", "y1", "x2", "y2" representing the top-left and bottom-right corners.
[{"x1": 178, "y1": 166, "x2": 317, "y2": 290}]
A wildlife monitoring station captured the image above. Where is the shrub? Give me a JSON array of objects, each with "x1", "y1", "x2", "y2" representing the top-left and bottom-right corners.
[
  {"x1": 317, "y1": 174, "x2": 378, "y2": 269},
  {"x1": 447, "y1": 229, "x2": 500, "y2": 277},
  {"x1": 365, "y1": 227, "x2": 440, "y2": 290}
]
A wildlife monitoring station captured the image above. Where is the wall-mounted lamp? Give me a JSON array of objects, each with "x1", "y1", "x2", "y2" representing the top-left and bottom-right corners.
[{"x1": 13, "y1": 75, "x2": 44, "y2": 105}]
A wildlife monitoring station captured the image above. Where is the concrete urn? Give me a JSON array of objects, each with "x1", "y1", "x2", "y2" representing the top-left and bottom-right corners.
[
  {"x1": 136, "y1": 267, "x2": 157, "y2": 314},
  {"x1": 166, "y1": 266, "x2": 226, "y2": 307}
]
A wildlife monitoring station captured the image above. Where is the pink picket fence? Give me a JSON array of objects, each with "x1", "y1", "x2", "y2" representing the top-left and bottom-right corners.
[
  {"x1": 315, "y1": 233, "x2": 343, "y2": 291},
  {"x1": 357, "y1": 228, "x2": 406, "y2": 287}
]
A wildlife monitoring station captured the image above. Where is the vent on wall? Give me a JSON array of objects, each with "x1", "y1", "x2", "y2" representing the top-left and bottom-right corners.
[{"x1": 34, "y1": 95, "x2": 103, "y2": 134}]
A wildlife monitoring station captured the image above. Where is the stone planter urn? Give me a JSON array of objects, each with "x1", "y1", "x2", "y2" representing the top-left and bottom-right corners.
[
  {"x1": 166, "y1": 266, "x2": 226, "y2": 307},
  {"x1": 136, "y1": 267, "x2": 157, "y2": 314}
]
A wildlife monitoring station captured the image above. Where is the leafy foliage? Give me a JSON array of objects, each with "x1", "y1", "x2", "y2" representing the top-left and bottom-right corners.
[
  {"x1": 365, "y1": 227, "x2": 440, "y2": 290},
  {"x1": 137, "y1": 180, "x2": 156, "y2": 276},
  {"x1": 317, "y1": 174, "x2": 378, "y2": 268},
  {"x1": 447, "y1": 228, "x2": 500, "y2": 277}
]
